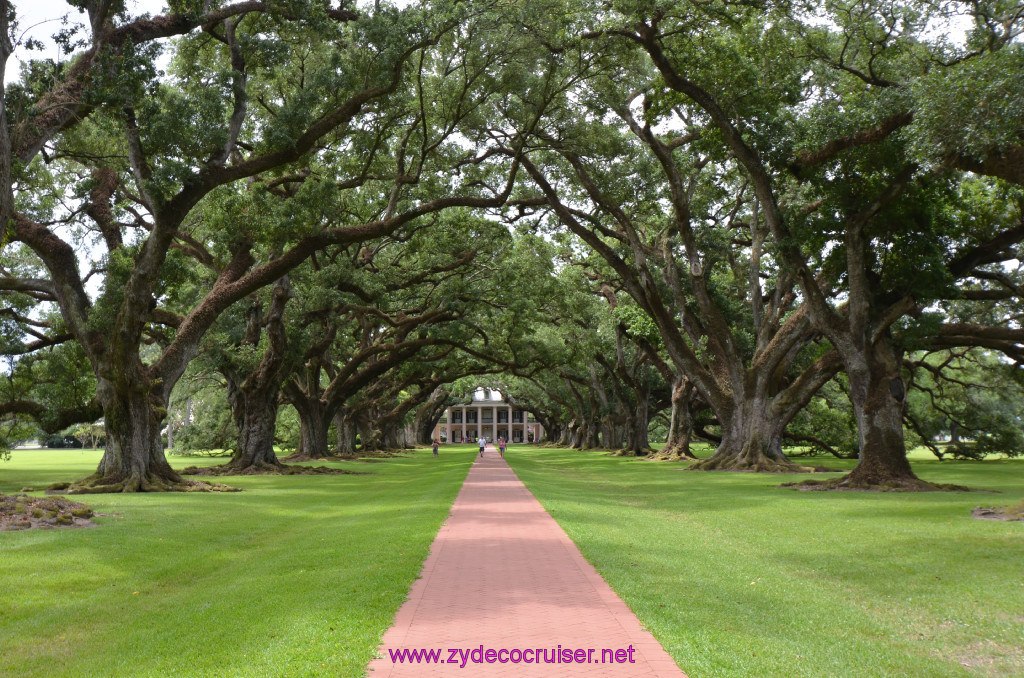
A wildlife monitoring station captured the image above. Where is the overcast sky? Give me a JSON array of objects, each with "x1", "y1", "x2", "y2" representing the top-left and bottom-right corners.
[
  {"x1": 5, "y1": 1, "x2": 417, "y2": 82},
  {"x1": 6, "y1": 0, "x2": 167, "y2": 81},
  {"x1": 7, "y1": 0, "x2": 970, "y2": 83}
]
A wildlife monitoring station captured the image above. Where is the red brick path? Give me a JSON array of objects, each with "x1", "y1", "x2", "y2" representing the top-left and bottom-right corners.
[{"x1": 367, "y1": 447, "x2": 687, "y2": 677}]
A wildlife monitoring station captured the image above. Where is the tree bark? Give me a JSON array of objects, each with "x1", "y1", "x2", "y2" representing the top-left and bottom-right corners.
[
  {"x1": 58, "y1": 375, "x2": 222, "y2": 493},
  {"x1": 333, "y1": 410, "x2": 357, "y2": 457},
  {"x1": 355, "y1": 408, "x2": 383, "y2": 452},
  {"x1": 621, "y1": 382, "x2": 651, "y2": 456},
  {"x1": 839, "y1": 339, "x2": 924, "y2": 488},
  {"x1": 581, "y1": 418, "x2": 600, "y2": 449},
  {"x1": 650, "y1": 378, "x2": 698, "y2": 460},
  {"x1": 381, "y1": 419, "x2": 404, "y2": 450},
  {"x1": 223, "y1": 375, "x2": 283, "y2": 472},
  {"x1": 95, "y1": 380, "x2": 179, "y2": 489},
  {"x1": 689, "y1": 394, "x2": 799, "y2": 472},
  {"x1": 218, "y1": 277, "x2": 291, "y2": 473},
  {"x1": 414, "y1": 387, "x2": 450, "y2": 444},
  {"x1": 602, "y1": 417, "x2": 624, "y2": 450},
  {"x1": 288, "y1": 400, "x2": 332, "y2": 460}
]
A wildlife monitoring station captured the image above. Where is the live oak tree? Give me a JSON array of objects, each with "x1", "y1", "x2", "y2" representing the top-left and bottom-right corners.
[
  {"x1": 281, "y1": 210, "x2": 557, "y2": 458},
  {"x1": 0, "y1": 247, "x2": 101, "y2": 445},
  {"x1": 1, "y1": 0, "x2": 529, "y2": 491},
  {"x1": 509, "y1": 26, "x2": 842, "y2": 471},
  {"x1": 904, "y1": 348, "x2": 1024, "y2": 460},
  {"x1": 603, "y1": 0, "x2": 1024, "y2": 487},
  {"x1": 0, "y1": 326, "x2": 101, "y2": 451},
  {"x1": 477, "y1": 252, "x2": 667, "y2": 453},
  {"x1": 187, "y1": 273, "x2": 294, "y2": 473},
  {"x1": 3, "y1": 0, "x2": 1021, "y2": 491}
]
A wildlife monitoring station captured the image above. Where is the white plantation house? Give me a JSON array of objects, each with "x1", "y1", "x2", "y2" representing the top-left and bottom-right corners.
[{"x1": 433, "y1": 388, "x2": 543, "y2": 444}]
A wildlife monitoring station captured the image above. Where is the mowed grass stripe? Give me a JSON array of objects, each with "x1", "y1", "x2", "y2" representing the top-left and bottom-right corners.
[
  {"x1": 0, "y1": 446, "x2": 476, "y2": 678},
  {"x1": 504, "y1": 449, "x2": 1024, "y2": 678}
]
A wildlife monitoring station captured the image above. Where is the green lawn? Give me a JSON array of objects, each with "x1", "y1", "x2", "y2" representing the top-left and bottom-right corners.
[
  {"x1": 4, "y1": 446, "x2": 1022, "y2": 677},
  {"x1": 504, "y1": 449, "x2": 1024, "y2": 678},
  {"x1": 0, "y1": 446, "x2": 476, "y2": 678}
]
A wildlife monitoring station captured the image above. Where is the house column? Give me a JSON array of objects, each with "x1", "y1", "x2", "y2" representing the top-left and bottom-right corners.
[
  {"x1": 492, "y1": 407, "x2": 497, "y2": 443},
  {"x1": 508, "y1": 405, "x2": 513, "y2": 443}
]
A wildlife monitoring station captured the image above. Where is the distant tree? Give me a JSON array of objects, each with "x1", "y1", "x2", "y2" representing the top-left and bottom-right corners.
[{"x1": 904, "y1": 350, "x2": 1024, "y2": 460}]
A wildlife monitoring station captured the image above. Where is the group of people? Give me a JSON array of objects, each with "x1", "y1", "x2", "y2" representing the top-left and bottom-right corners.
[
  {"x1": 476, "y1": 436, "x2": 508, "y2": 458},
  {"x1": 430, "y1": 436, "x2": 508, "y2": 458}
]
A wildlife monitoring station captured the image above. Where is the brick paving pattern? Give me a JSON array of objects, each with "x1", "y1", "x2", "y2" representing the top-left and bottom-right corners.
[{"x1": 367, "y1": 446, "x2": 687, "y2": 677}]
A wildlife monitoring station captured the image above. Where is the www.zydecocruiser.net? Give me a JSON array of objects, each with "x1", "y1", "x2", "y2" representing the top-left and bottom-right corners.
[{"x1": 387, "y1": 644, "x2": 638, "y2": 667}]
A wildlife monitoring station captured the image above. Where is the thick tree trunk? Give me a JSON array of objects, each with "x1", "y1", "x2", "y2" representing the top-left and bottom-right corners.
[
  {"x1": 59, "y1": 377, "x2": 224, "y2": 493},
  {"x1": 355, "y1": 409, "x2": 383, "y2": 452},
  {"x1": 333, "y1": 410, "x2": 356, "y2": 457},
  {"x1": 532, "y1": 413, "x2": 558, "y2": 445},
  {"x1": 94, "y1": 381, "x2": 181, "y2": 490},
  {"x1": 621, "y1": 385, "x2": 651, "y2": 456},
  {"x1": 582, "y1": 419, "x2": 600, "y2": 449},
  {"x1": 381, "y1": 420, "x2": 403, "y2": 450},
  {"x1": 294, "y1": 417, "x2": 307, "y2": 458},
  {"x1": 414, "y1": 387, "x2": 449, "y2": 445},
  {"x1": 289, "y1": 401, "x2": 331, "y2": 460},
  {"x1": 650, "y1": 379, "x2": 698, "y2": 461},
  {"x1": 602, "y1": 417, "x2": 623, "y2": 451},
  {"x1": 689, "y1": 395, "x2": 801, "y2": 472},
  {"x1": 414, "y1": 413, "x2": 436, "y2": 446},
  {"x1": 201, "y1": 276, "x2": 292, "y2": 475},
  {"x1": 566, "y1": 421, "x2": 581, "y2": 448},
  {"x1": 839, "y1": 341, "x2": 926, "y2": 488},
  {"x1": 223, "y1": 375, "x2": 283, "y2": 472}
]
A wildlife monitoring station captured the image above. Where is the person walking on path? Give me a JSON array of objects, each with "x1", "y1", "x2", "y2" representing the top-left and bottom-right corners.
[
  {"x1": 432, "y1": 438, "x2": 439, "y2": 457},
  {"x1": 478, "y1": 436, "x2": 485, "y2": 457},
  {"x1": 498, "y1": 437, "x2": 506, "y2": 458}
]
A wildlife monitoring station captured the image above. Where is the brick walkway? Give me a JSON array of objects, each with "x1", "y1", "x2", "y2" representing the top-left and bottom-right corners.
[{"x1": 367, "y1": 447, "x2": 687, "y2": 677}]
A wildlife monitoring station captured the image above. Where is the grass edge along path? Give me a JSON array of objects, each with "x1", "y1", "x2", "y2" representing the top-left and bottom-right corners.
[
  {"x1": 504, "y1": 449, "x2": 1024, "y2": 678},
  {"x1": 0, "y1": 446, "x2": 477, "y2": 678}
]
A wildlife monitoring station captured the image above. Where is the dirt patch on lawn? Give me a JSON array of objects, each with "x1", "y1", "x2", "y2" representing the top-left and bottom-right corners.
[
  {"x1": 1, "y1": 493, "x2": 97, "y2": 531},
  {"x1": 973, "y1": 500, "x2": 1024, "y2": 522},
  {"x1": 782, "y1": 476, "x2": 974, "y2": 492},
  {"x1": 947, "y1": 639, "x2": 1024, "y2": 677}
]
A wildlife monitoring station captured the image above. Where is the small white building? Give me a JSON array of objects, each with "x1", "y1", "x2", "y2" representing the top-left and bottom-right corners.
[{"x1": 433, "y1": 388, "x2": 542, "y2": 444}]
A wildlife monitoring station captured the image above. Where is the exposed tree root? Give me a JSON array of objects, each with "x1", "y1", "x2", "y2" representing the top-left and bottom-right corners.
[
  {"x1": 347, "y1": 449, "x2": 409, "y2": 459},
  {"x1": 278, "y1": 455, "x2": 314, "y2": 462},
  {"x1": 609, "y1": 447, "x2": 654, "y2": 457},
  {"x1": 645, "y1": 446, "x2": 698, "y2": 462},
  {"x1": 279, "y1": 448, "x2": 410, "y2": 463},
  {"x1": 688, "y1": 455, "x2": 812, "y2": 473},
  {"x1": 782, "y1": 473, "x2": 970, "y2": 492},
  {"x1": 45, "y1": 472, "x2": 240, "y2": 494},
  {"x1": 1, "y1": 493, "x2": 97, "y2": 530},
  {"x1": 181, "y1": 462, "x2": 365, "y2": 476},
  {"x1": 279, "y1": 451, "x2": 399, "y2": 462}
]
